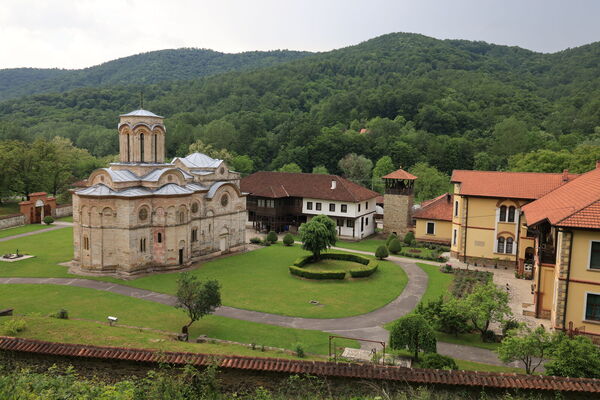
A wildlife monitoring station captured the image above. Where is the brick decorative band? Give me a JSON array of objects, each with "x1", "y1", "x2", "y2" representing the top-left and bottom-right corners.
[{"x1": 1, "y1": 336, "x2": 600, "y2": 392}]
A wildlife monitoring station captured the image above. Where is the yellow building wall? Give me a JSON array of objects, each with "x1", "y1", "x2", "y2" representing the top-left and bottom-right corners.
[
  {"x1": 450, "y1": 183, "x2": 462, "y2": 254},
  {"x1": 415, "y1": 219, "x2": 452, "y2": 244},
  {"x1": 560, "y1": 230, "x2": 600, "y2": 335}
]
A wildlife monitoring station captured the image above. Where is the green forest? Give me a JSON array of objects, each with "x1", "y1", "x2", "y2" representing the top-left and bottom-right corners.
[{"x1": 0, "y1": 32, "x2": 599, "y2": 202}]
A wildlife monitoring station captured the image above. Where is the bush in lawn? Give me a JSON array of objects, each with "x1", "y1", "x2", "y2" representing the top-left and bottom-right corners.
[
  {"x1": 2, "y1": 318, "x2": 27, "y2": 335},
  {"x1": 50, "y1": 309, "x2": 69, "y2": 319},
  {"x1": 388, "y1": 238, "x2": 402, "y2": 254},
  {"x1": 544, "y1": 333, "x2": 600, "y2": 378},
  {"x1": 249, "y1": 237, "x2": 262, "y2": 244},
  {"x1": 419, "y1": 353, "x2": 458, "y2": 370},
  {"x1": 375, "y1": 245, "x2": 389, "y2": 260},
  {"x1": 43, "y1": 216, "x2": 54, "y2": 225},
  {"x1": 437, "y1": 298, "x2": 469, "y2": 336},
  {"x1": 288, "y1": 265, "x2": 345, "y2": 280},
  {"x1": 295, "y1": 343, "x2": 305, "y2": 358},
  {"x1": 389, "y1": 314, "x2": 436, "y2": 361},
  {"x1": 403, "y1": 231, "x2": 415, "y2": 246},
  {"x1": 501, "y1": 318, "x2": 522, "y2": 336},
  {"x1": 283, "y1": 233, "x2": 294, "y2": 246},
  {"x1": 415, "y1": 296, "x2": 444, "y2": 322},
  {"x1": 385, "y1": 233, "x2": 398, "y2": 247},
  {"x1": 266, "y1": 231, "x2": 278, "y2": 243},
  {"x1": 462, "y1": 282, "x2": 512, "y2": 340},
  {"x1": 349, "y1": 259, "x2": 378, "y2": 278}
]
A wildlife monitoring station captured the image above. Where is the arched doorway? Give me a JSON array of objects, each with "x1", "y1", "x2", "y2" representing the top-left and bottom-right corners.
[
  {"x1": 219, "y1": 227, "x2": 229, "y2": 252},
  {"x1": 33, "y1": 199, "x2": 50, "y2": 224}
]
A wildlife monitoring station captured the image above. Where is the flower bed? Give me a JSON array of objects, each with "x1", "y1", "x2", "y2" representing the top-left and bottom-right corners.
[{"x1": 289, "y1": 253, "x2": 378, "y2": 280}]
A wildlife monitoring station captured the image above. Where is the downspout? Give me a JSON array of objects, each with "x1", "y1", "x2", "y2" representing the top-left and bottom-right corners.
[
  {"x1": 562, "y1": 229, "x2": 574, "y2": 331},
  {"x1": 463, "y1": 197, "x2": 469, "y2": 263}
]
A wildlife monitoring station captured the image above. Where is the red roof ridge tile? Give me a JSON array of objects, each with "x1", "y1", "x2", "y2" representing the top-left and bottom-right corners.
[{"x1": 2, "y1": 336, "x2": 600, "y2": 392}]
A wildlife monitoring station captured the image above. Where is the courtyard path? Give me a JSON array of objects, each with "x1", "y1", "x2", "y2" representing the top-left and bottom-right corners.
[
  {"x1": 0, "y1": 252, "x2": 517, "y2": 367},
  {"x1": 0, "y1": 225, "x2": 68, "y2": 243}
]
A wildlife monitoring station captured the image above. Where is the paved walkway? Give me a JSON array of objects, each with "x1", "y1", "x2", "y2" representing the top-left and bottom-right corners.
[{"x1": 0, "y1": 225, "x2": 68, "y2": 243}]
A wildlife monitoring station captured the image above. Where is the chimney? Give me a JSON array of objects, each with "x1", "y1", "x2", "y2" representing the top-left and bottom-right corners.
[
  {"x1": 562, "y1": 169, "x2": 569, "y2": 182},
  {"x1": 331, "y1": 180, "x2": 337, "y2": 190}
]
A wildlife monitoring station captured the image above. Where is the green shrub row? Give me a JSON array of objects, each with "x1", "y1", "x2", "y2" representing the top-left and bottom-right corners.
[
  {"x1": 288, "y1": 265, "x2": 346, "y2": 280},
  {"x1": 348, "y1": 259, "x2": 378, "y2": 277},
  {"x1": 293, "y1": 253, "x2": 369, "y2": 267}
]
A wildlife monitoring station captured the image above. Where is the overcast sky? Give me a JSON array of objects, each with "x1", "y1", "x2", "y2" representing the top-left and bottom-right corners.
[{"x1": 1, "y1": 0, "x2": 599, "y2": 69}]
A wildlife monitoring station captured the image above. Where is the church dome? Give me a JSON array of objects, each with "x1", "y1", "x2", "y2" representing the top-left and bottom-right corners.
[{"x1": 120, "y1": 109, "x2": 163, "y2": 118}]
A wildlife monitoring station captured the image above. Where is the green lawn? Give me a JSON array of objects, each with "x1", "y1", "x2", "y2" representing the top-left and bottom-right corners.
[
  {"x1": 453, "y1": 359, "x2": 523, "y2": 373},
  {"x1": 415, "y1": 262, "x2": 455, "y2": 304},
  {"x1": 125, "y1": 244, "x2": 408, "y2": 318},
  {"x1": 332, "y1": 238, "x2": 386, "y2": 252},
  {"x1": 0, "y1": 224, "x2": 53, "y2": 239},
  {"x1": 303, "y1": 258, "x2": 364, "y2": 273},
  {"x1": 55, "y1": 216, "x2": 73, "y2": 222},
  {"x1": 435, "y1": 331, "x2": 500, "y2": 351},
  {"x1": 0, "y1": 229, "x2": 408, "y2": 318},
  {"x1": 0, "y1": 284, "x2": 358, "y2": 355}
]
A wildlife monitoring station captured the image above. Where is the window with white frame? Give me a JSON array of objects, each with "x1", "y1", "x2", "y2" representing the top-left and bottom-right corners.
[
  {"x1": 506, "y1": 237, "x2": 514, "y2": 254},
  {"x1": 508, "y1": 206, "x2": 516, "y2": 222},
  {"x1": 497, "y1": 237, "x2": 505, "y2": 253},
  {"x1": 329, "y1": 203, "x2": 335, "y2": 212},
  {"x1": 341, "y1": 204, "x2": 347, "y2": 213},
  {"x1": 426, "y1": 222, "x2": 435, "y2": 235},
  {"x1": 499, "y1": 206, "x2": 507, "y2": 222},
  {"x1": 307, "y1": 201, "x2": 313, "y2": 210},
  {"x1": 316, "y1": 202, "x2": 322, "y2": 211},
  {"x1": 589, "y1": 241, "x2": 600, "y2": 270},
  {"x1": 585, "y1": 293, "x2": 600, "y2": 321}
]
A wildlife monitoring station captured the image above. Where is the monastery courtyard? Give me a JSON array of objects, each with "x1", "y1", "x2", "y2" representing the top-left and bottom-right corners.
[{"x1": 0, "y1": 221, "x2": 537, "y2": 372}]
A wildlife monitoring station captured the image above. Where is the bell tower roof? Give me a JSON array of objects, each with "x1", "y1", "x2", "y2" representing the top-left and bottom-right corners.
[{"x1": 120, "y1": 109, "x2": 163, "y2": 118}]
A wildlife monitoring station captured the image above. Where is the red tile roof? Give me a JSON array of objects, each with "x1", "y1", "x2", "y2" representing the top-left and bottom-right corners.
[
  {"x1": 523, "y1": 166, "x2": 600, "y2": 229},
  {"x1": 382, "y1": 169, "x2": 417, "y2": 180},
  {"x1": 240, "y1": 172, "x2": 379, "y2": 202},
  {"x1": 451, "y1": 170, "x2": 578, "y2": 200},
  {"x1": 2, "y1": 336, "x2": 600, "y2": 392},
  {"x1": 413, "y1": 193, "x2": 453, "y2": 221}
]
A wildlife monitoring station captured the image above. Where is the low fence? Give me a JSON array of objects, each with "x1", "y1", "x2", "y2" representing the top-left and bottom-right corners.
[
  {"x1": 53, "y1": 204, "x2": 72, "y2": 218},
  {"x1": 0, "y1": 214, "x2": 25, "y2": 230},
  {"x1": 1, "y1": 336, "x2": 600, "y2": 394}
]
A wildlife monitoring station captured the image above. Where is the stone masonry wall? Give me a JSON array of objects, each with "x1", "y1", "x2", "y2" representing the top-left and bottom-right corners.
[
  {"x1": 383, "y1": 194, "x2": 412, "y2": 236},
  {"x1": 53, "y1": 204, "x2": 72, "y2": 218},
  {"x1": 553, "y1": 230, "x2": 571, "y2": 329},
  {"x1": 0, "y1": 214, "x2": 25, "y2": 230}
]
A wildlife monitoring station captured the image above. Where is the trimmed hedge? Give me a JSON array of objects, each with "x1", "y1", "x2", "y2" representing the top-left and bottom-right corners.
[
  {"x1": 288, "y1": 265, "x2": 346, "y2": 280},
  {"x1": 290, "y1": 253, "x2": 378, "y2": 280}
]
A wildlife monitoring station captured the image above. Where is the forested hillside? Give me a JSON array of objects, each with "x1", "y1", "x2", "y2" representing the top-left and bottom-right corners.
[
  {"x1": 0, "y1": 49, "x2": 312, "y2": 101},
  {"x1": 1, "y1": 32, "x2": 599, "y2": 200}
]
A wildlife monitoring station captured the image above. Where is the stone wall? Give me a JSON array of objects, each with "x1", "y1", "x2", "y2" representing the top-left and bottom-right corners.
[
  {"x1": 53, "y1": 204, "x2": 72, "y2": 218},
  {"x1": 0, "y1": 214, "x2": 25, "y2": 230},
  {"x1": 552, "y1": 231, "x2": 571, "y2": 329},
  {"x1": 383, "y1": 194, "x2": 413, "y2": 236}
]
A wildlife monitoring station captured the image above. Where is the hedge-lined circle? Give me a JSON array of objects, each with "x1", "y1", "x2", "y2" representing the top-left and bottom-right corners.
[{"x1": 288, "y1": 253, "x2": 378, "y2": 280}]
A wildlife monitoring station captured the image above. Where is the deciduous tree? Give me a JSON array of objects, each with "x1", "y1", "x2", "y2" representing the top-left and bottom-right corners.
[
  {"x1": 299, "y1": 215, "x2": 337, "y2": 260},
  {"x1": 497, "y1": 325, "x2": 550, "y2": 374},
  {"x1": 176, "y1": 273, "x2": 221, "y2": 332},
  {"x1": 389, "y1": 314, "x2": 436, "y2": 361}
]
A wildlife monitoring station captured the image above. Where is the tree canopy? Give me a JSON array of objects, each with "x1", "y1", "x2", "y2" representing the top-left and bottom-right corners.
[{"x1": 299, "y1": 215, "x2": 337, "y2": 260}]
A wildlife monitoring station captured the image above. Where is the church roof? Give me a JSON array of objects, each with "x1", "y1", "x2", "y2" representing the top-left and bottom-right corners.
[
  {"x1": 120, "y1": 109, "x2": 163, "y2": 118},
  {"x1": 153, "y1": 184, "x2": 194, "y2": 195},
  {"x1": 175, "y1": 153, "x2": 223, "y2": 169}
]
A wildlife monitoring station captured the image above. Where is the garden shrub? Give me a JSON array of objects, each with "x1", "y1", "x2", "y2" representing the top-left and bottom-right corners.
[
  {"x1": 283, "y1": 233, "x2": 294, "y2": 246},
  {"x1": 419, "y1": 353, "x2": 458, "y2": 370},
  {"x1": 349, "y1": 259, "x2": 378, "y2": 277},
  {"x1": 403, "y1": 231, "x2": 415, "y2": 245},
  {"x1": 482, "y1": 329, "x2": 497, "y2": 343},
  {"x1": 2, "y1": 318, "x2": 27, "y2": 335},
  {"x1": 375, "y1": 245, "x2": 389, "y2": 260},
  {"x1": 50, "y1": 309, "x2": 69, "y2": 319},
  {"x1": 501, "y1": 318, "x2": 522, "y2": 336},
  {"x1": 385, "y1": 233, "x2": 398, "y2": 247},
  {"x1": 266, "y1": 231, "x2": 278, "y2": 243},
  {"x1": 295, "y1": 343, "x2": 305, "y2": 358},
  {"x1": 288, "y1": 265, "x2": 345, "y2": 280},
  {"x1": 249, "y1": 237, "x2": 262, "y2": 244},
  {"x1": 388, "y1": 238, "x2": 402, "y2": 254},
  {"x1": 43, "y1": 216, "x2": 54, "y2": 225}
]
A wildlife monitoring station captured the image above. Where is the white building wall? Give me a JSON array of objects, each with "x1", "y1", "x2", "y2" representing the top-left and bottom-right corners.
[{"x1": 303, "y1": 196, "x2": 377, "y2": 239}]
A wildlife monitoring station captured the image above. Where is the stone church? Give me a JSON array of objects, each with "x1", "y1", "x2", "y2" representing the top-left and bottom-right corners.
[{"x1": 72, "y1": 109, "x2": 247, "y2": 277}]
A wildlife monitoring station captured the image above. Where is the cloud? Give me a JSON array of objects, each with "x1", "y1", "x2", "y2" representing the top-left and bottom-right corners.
[{"x1": 0, "y1": 0, "x2": 598, "y2": 69}]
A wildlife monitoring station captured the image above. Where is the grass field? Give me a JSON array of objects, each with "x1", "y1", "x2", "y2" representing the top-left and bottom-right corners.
[
  {"x1": 435, "y1": 331, "x2": 500, "y2": 351},
  {"x1": 0, "y1": 224, "x2": 53, "y2": 239},
  {"x1": 0, "y1": 284, "x2": 358, "y2": 355},
  {"x1": 415, "y1": 262, "x2": 455, "y2": 304},
  {"x1": 124, "y1": 244, "x2": 408, "y2": 318},
  {"x1": 303, "y1": 258, "x2": 364, "y2": 272},
  {"x1": 0, "y1": 229, "x2": 408, "y2": 318},
  {"x1": 55, "y1": 216, "x2": 73, "y2": 222}
]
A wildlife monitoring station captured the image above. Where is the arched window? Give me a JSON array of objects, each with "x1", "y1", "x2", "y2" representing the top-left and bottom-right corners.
[
  {"x1": 83, "y1": 236, "x2": 89, "y2": 250},
  {"x1": 140, "y1": 238, "x2": 147, "y2": 252},
  {"x1": 499, "y1": 206, "x2": 507, "y2": 222},
  {"x1": 140, "y1": 133, "x2": 144, "y2": 162},
  {"x1": 153, "y1": 133, "x2": 157, "y2": 162},
  {"x1": 157, "y1": 232, "x2": 162, "y2": 243},
  {"x1": 497, "y1": 237, "x2": 505, "y2": 253},
  {"x1": 508, "y1": 206, "x2": 516, "y2": 222},
  {"x1": 127, "y1": 134, "x2": 131, "y2": 162},
  {"x1": 506, "y1": 237, "x2": 514, "y2": 254}
]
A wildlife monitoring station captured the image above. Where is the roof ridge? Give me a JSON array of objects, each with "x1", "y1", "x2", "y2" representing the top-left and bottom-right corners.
[
  {"x1": 335, "y1": 176, "x2": 359, "y2": 202},
  {"x1": 452, "y1": 169, "x2": 577, "y2": 176}
]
